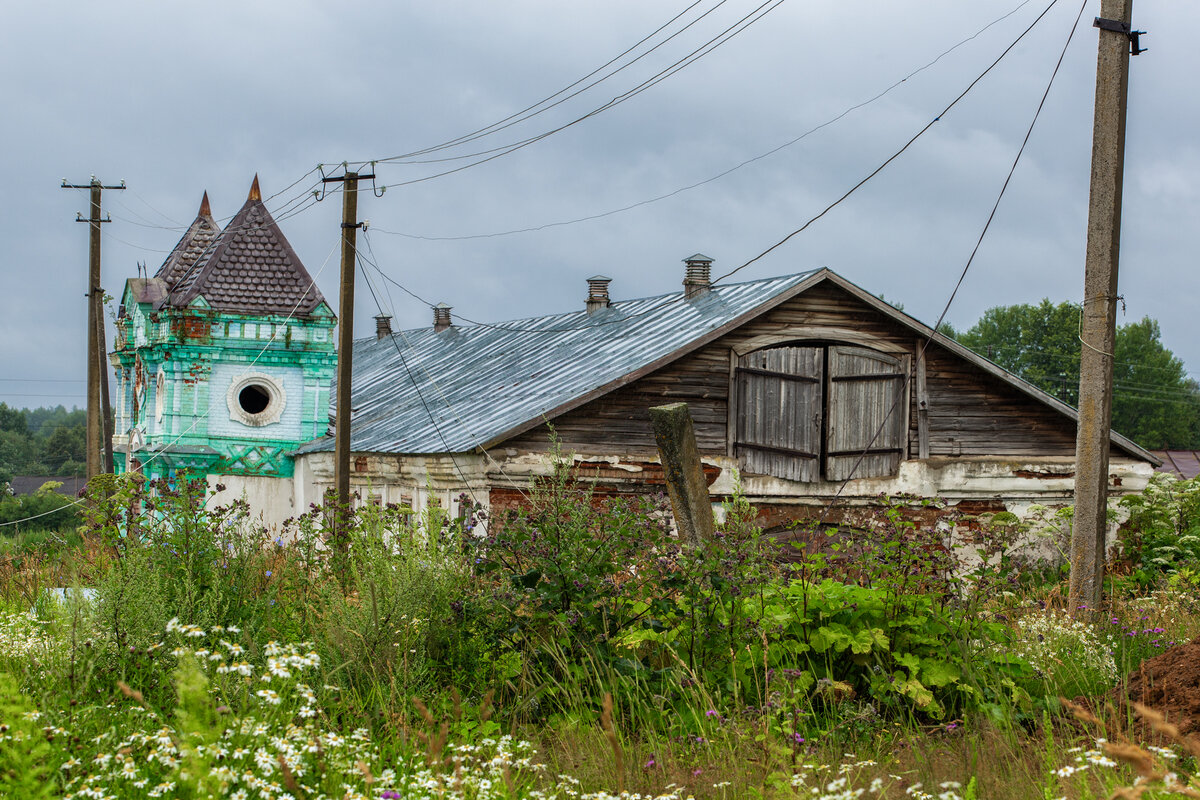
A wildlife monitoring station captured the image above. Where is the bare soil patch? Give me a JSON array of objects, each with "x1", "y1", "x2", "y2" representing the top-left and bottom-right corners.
[{"x1": 1119, "y1": 640, "x2": 1200, "y2": 736}]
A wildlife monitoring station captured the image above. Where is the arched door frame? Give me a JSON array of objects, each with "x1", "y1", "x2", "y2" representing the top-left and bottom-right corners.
[{"x1": 726, "y1": 329, "x2": 920, "y2": 471}]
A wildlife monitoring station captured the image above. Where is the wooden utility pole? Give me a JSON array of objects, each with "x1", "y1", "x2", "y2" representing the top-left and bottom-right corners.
[
  {"x1": 1069, "y1": 1, "x2": 1143, "y2": 614},
  {"x1": 321, "y1": 169, "x2": 372, "y2": 536},
  {"x1": 62, "y1": 177, "x2": 124, "y2": 483}
]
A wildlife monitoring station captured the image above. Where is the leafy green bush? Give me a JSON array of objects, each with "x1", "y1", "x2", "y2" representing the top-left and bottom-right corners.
[
  {"x1": 0, "y1": 481, "x2": 80, "y2": 533},
  {"x1": 1119, "y1": 472, "x2": 1200, "y2": 586},
  {"x1": 90, "y1": 475, "x2": 288, "y2": 653},
  {"x1": 476, "y1": 455, "x2": 677, "y2": 675},
  {"x1": 476, "y1": 454, "x2": 782, "y2": 722},
  {"x1": 310, "y1": 498, "x2": 482, "y2": 701}
]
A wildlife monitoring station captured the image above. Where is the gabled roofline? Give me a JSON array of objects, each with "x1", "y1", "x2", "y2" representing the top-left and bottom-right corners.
[
  {"x1": 154, "y1": 194, "x2": 221, "y2": 289},
  {"x1": 815, "y1": 270, "x2": 1157, "y2": 465},
  {"x1": 481, "y1": 267, "x2": 1157, "y2": 465},
  {"x1": 121, "y1": 277, "x2": 170, "y2": 310}
]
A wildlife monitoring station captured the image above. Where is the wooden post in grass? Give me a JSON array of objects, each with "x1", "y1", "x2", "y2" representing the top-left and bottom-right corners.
[{"x1": 650, "y1": 402, "x2": 715, "y2": 547}]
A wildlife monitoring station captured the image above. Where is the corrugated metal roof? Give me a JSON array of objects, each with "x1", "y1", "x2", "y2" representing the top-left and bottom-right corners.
[
  {"x1": 294, "y1": 267, "x2": 1157, "y2": 466},
  {"x1": 296, "y1": 272, "x2": 818, "y2": 455}
]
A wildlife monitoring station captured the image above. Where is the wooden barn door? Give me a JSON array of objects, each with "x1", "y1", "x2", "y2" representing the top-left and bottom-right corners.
[
  {"x1": 825, "y1": 346, "x2": 908, "y2": 481},
  {"x1": 735, "y1": 346, "x2": 823, "y2": 481}
]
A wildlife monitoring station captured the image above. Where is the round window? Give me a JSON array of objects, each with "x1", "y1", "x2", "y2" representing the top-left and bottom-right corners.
[
  {"x1": 227, "y1": 372, "x2": 286, "y2": 427},
  {"x1": 238, "y1": 384, "x2": 271, "y2": 415}
]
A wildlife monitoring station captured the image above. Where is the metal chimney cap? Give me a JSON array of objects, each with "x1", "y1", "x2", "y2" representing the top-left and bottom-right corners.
[
  {"x1": 374, "y1": 314, "x2": 393, "y2": 340},
  {"x1": 683, "y1": 253, "x2": 714, "y2": 263}
]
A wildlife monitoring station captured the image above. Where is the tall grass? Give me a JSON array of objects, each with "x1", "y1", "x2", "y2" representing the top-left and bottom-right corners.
[{"x1": 0, "y1": 469, "x2": 1197, "y2": 797}]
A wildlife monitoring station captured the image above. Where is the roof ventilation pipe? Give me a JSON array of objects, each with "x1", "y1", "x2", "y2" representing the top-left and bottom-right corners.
[
  {"x1": 374, "y1": 314, "x2": 393, "y2": 340},
  {"x1": 585, "y1": 275, "x2": 612, "y2": 314},
  {"x1": 433, "y1": 303, "x2": 452, "y2": 333},
  {"x1": 683, "y1": 254, "x2": 713, "y2": 299}
]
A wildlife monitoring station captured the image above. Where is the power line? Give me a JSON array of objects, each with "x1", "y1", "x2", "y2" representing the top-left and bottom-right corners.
[
  {"x1": 358, "y1": 1, "x2": 1062, "y2": 338},
  {"x1": 961, "y1": 340, "x2": 1197, "y2": 379},
  {"x1": 812, "y1": 0, "x2": 1087, "y2": 526},
  {"x1": 104, "y1": 169, "x2": 325, "y2": 233},
  {"x1": 0, "y1": 393, "x2": 86, "y2": 399},
  {"x1": 364, "y1": 0, "x2": 723, "y2": 163},
  {"x1": 353, "y1": 254, "x2": 485, "y2": 509},
  {"x1": 98, "y1": 181, "x2": 327, "y2": 265},
  {"x1": 347, "y1": 0, "x2": 1080, "y2": 526},
  {"x1": 371, "y1": 0, "x2": 1037, "y2": 242},
  {"x1": 370, "y1": 0, "x2": 790, "y2": 190},
  {"x1": 363, "y1": 255, "x2": 536, "y2": 509},
  {"x1": 714, "y1": 0, "x2": 1063, "y2": 287}
]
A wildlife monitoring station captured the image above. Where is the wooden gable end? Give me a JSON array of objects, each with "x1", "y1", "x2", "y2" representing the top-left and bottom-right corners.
[{"x1": 502, "y1": 281, "x2": 1084, "y2": 465}]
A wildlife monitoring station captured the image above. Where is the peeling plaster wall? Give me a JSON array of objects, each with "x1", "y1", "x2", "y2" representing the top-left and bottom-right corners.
[
  {"x1": 292, "y1": 451, "x2": 492, "y2": 532},
  {"x1": 478, "y1": 449, "x2": 1154, "y2": 564},
  {"x1": 289, "y1": 448, "x2": 1152, "y2": 566}
]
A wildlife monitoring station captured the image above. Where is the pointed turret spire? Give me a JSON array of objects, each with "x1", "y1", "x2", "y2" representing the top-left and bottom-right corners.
[
  {"x1": 153, "y1": 191, "x2": 224, "y2": 288},
  {"x1": 166, "y1": 176, "x2": 326, "y2": 315}
]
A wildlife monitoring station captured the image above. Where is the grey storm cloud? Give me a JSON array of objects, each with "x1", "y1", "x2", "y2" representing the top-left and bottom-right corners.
[{"x1": 1, "y1": 0, "x2": 1195, "y2": 411}]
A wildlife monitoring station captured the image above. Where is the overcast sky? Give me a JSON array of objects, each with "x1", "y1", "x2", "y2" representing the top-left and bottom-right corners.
[{"x1": 1, "y1": 0, "x2": 1195, "y2": 411}]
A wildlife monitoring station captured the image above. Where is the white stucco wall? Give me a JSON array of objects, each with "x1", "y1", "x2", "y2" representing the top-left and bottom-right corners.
[
  {"x1": 206, "y1": 474, "x2": 296, "y2": 532},
  {"x1": 292, "y1": 451, "x2": 491, "y2": 535}
]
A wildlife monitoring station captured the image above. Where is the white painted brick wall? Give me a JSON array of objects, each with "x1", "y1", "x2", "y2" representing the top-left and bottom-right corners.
[{"x1": 207, "y1": 363, "x2": 305, "y2": 440}]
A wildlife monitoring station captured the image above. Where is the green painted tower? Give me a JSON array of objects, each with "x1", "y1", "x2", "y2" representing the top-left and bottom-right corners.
[{"x1": 111, "y1": 177, "x2": 336, "y2": 488}]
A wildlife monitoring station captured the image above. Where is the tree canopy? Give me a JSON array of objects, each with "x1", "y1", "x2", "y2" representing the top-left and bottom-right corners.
[
  {"x1": 0, "y1": 404, "x2": 86, "y2": 484},
  {"x1": 945, "y1": 301, "x2": 1200, "y2": 450}
]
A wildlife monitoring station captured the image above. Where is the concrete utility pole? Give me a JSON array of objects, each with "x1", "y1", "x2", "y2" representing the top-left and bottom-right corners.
[
  {"x1": 1070, "y1": 0, "x2": 1143, "y2": 614},
  {"x1": 62, "y1": 177, "x2": 125, "y2": 483},
  {"x1": 650, "y1": 402, "x2": 716, "y2": 547},
  {"x1": 321, "y1": 169, "x2": 372, "y2": 537}
]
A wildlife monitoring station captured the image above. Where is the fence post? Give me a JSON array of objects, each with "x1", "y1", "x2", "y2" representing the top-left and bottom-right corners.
[{"x1": 650, "y1": 402, "x2": 716, "y2": 547}]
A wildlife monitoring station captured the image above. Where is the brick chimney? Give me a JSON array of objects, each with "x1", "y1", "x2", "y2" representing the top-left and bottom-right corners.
[
  {"x1": 433, "y1": 303, "x2": 452, "y2": 332},
  {"x1": 374, "y1": 314, "x2": 393, "y2": 340},
  {"x1": 585, "y1": 275, "x2": 612, "y2": 314},
  {"x1": 683, "y1": 254, "x2": 713, "y2": 299}
]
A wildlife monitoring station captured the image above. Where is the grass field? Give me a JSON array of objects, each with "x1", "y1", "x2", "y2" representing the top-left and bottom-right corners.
[{"x1": 1, "y1": 468, "x2": 1198, "y2": 799}]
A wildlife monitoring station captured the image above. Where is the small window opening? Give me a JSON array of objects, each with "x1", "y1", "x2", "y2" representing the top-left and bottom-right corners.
[{"x1": 238, "y1": 384, "x2": 271, "y2": 415}]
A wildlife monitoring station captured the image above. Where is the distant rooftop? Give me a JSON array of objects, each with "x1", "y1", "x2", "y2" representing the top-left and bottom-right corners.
[
  {"x1": 1151, "y1": 450, "x2": 1200, "y2": 480},
  {"x1": 7, "y1": 476, "x2": 86, "y2": 496}
]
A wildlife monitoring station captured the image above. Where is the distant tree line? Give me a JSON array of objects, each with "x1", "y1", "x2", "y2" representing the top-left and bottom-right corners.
[
  {"x1": 0, "y1": 404, "x2": 87, "y2": 485},
  {"x1": 941, "y1": 300, "x2": 1200, "y2": 450}
]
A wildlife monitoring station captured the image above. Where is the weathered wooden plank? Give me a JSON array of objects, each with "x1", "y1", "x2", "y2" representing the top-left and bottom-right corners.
[{"x1": 503, "y1": 281, "x2": 1088, "y2": 466}]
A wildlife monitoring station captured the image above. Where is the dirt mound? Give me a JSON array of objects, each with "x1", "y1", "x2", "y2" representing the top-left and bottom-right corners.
[{"x1": 1118, "y1": 640, "x2": 1200, "y2": 736}]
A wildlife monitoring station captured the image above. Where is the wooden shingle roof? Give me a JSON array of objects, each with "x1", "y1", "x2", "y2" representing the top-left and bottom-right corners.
[
  {"x1": 155, "y1": 192, "x2": 222, "y2": 287},
  {"x1": 167, "y1": 177, "x2": 327, "y2": 316}
]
